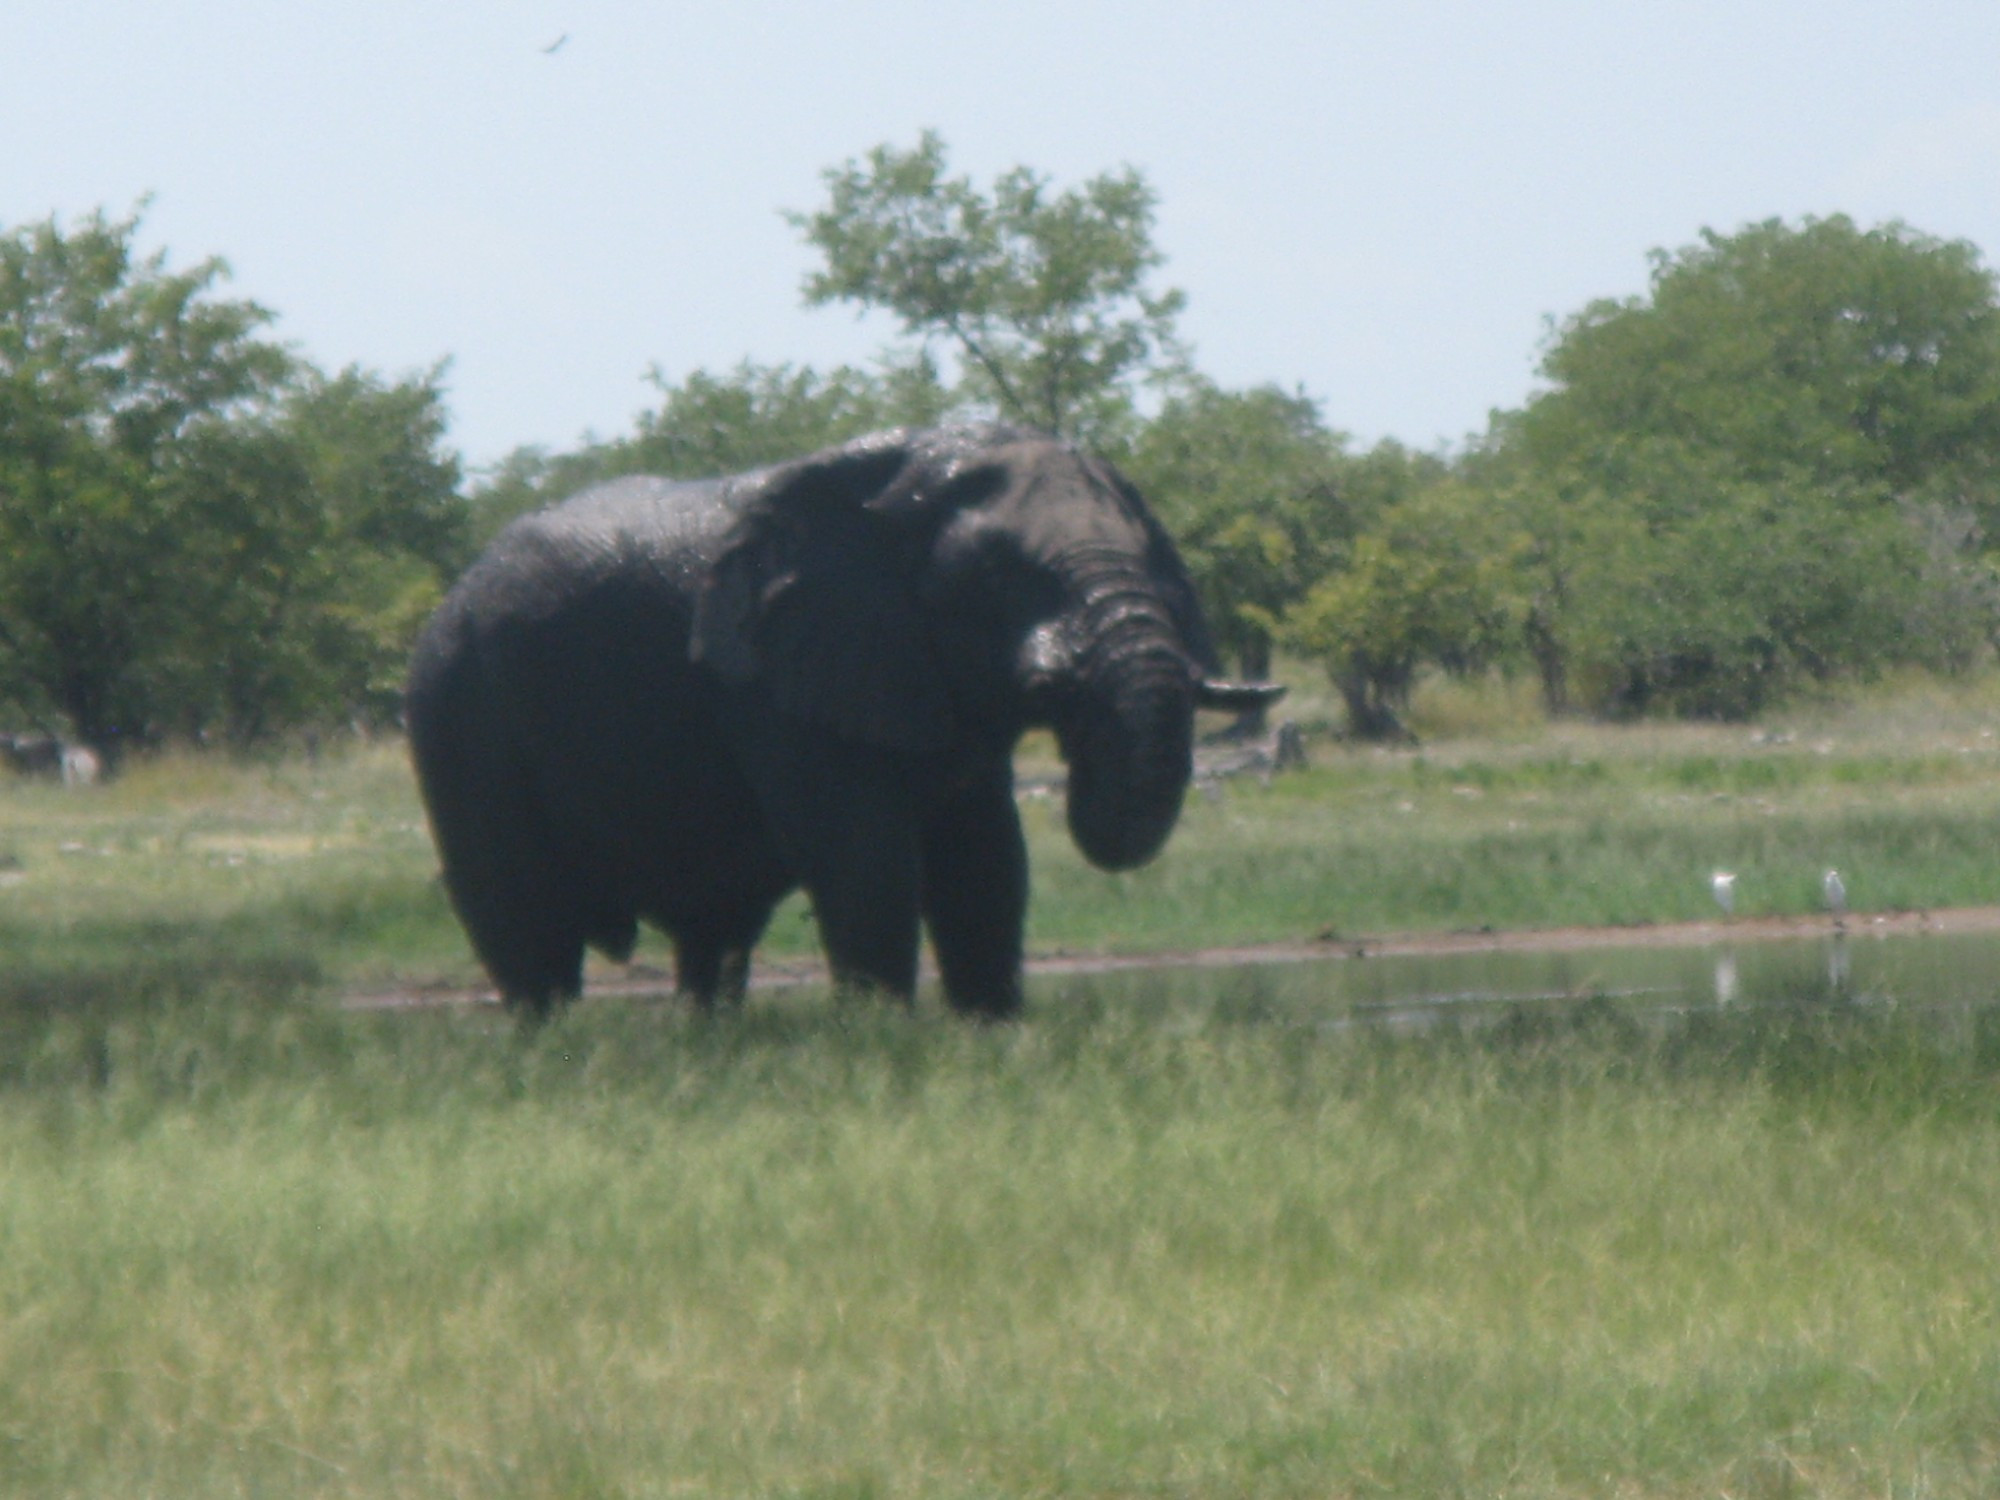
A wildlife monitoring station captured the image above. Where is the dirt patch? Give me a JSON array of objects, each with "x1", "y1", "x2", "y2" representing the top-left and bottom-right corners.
[{"x1": 341, "y1": 905, "x2": 2000, "y2": 1011}]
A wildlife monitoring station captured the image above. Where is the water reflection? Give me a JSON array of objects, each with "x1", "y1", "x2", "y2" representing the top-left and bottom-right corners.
[
  {"x1": 1827, "y1": 933, "x2": 1851, "y2": 997},
  {"x1": 1035, "y1": 928, "x2": 2000, "y2": 1032}
]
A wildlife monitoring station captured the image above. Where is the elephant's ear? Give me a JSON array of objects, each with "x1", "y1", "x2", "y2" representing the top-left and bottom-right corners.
[
  {"x1": 1136, "y1": 498, "x2": 1228, "y2": 673},
  {"x1": 690, "y1": 446, "x2": 952, "y2": 754}
]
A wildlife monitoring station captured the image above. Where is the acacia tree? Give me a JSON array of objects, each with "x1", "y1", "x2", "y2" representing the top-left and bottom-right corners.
[{"x1": 790, "y1": 132, "x2": 1186, "y2": 441}]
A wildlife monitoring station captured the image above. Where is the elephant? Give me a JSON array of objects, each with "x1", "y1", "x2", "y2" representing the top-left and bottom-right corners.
[{"x1": 406, "y1": 423, "x2": 1278, "y2": 1019}]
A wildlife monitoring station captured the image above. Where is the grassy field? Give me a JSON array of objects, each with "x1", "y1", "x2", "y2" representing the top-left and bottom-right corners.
[
  {"x1": 4, "y1": 677, "x2": 2000, "y2": 1495},
  {"x1": 5, "y1": 974, "x2": 2000, "y2": 1496},
  {"x1": 7, "y1": 671, "x2": 2000, "y2": 994}
]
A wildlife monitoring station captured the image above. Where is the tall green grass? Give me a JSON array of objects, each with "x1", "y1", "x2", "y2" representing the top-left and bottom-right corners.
[
  {"x1": 6, "y1": 695, "x2": 2000, "y2": 1494},
  {"x1": 0, "y1": 744, "x2": 465, "y2": 991},
  {"x1": 3, "y1": 978, "x2": 1998, "y2": 1496},
  {"x1": 1029, "y1": 728, "x2": 2000, "y2": 950}
]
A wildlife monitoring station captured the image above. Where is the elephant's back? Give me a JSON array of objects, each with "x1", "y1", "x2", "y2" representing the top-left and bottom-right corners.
[
  {"x1": 412, "y1": 471, "x2": 746, "y2": 754},
  {"x1": 448, "y1": 474, "x2": 739, "y2": 684},
  {"x1": 412, "y1": 475, "x2": 726, "y2": 673},
  {"x1": 540, "y1": 472, "x2": 738, "y2": 553},
  {"x1": 476, "y1": 473, "x2": 737, "y2": 606}
]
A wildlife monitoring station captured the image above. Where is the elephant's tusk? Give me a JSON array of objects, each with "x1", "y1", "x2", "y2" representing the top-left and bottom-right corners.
[{"x1": 1195, "y1": 678, "x2": 1287, "y2": 710}]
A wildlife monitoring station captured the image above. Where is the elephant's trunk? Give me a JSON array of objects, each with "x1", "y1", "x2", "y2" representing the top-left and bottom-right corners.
[{"x1": 1053, "y1": 559, "x2": 1199, "y2": 872}]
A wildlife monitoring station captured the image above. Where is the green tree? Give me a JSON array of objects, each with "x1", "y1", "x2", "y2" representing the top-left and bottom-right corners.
[
  {"x1": 480, "y1": 134, "x2": 1188, "y2": 533},
  {"x1": 1461, "y1": 431, "x2": 1645, "y2": 717},
  {"x1": 1121, "y1": 382, "x2": 1356, "y2": 684},
  {"x1": 470, "y1": 359, "x2": 955, "y2": 543},
  {"x1": 161, "y1": 366, "x2": 466, "y2": 743},
  {"x1": 0, "y1": 209, "x2": 466, "y2": 750},
  {"x1": 1575, "y1": 473, "x2": 1919, "y2": 720},
  {"x1": 1281, "y1": 484, "x2": 1513, "y2": 739},
  {"x1": 0, "y1": 208, "x2": 290, "y2": 748},
  {"x1": 791, "y1": 132, "x2": 1186, "y2": 441},
  {"x1": 630, "y1": 357, "x2": 953, "y2": 476},
  {"x1": 1123, "y1": 386, "x2": 1479, "y2": 737},
  {"x1": 1496, "y1": 215, "x2": 2000, "y2": 715},
  {"x1": 1529, "y1": 216, "x2": 2000, "y2": 496}
]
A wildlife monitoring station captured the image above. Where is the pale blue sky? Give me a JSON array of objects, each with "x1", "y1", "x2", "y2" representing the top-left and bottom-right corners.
[{"x1": 9, "y1": 1, "x2": 2000, "y2": 469}]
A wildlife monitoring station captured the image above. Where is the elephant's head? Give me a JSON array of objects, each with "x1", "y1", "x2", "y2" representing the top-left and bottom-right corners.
[{"x1": 691, "y1": 425, "x2": 1279, "y2": 870}]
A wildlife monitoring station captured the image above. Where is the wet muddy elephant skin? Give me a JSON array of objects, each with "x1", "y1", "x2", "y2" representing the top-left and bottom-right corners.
[{"x1": 406, "y1": 424, "x2": 1277, "y2": 1019}]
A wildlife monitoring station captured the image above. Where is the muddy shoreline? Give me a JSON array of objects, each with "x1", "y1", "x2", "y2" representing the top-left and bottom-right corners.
[{"x1": 341, "y1": 905, "x2": 2000, "y2": 1011}]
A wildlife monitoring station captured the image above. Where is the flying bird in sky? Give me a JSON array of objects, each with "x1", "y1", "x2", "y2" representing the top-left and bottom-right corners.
[{"x1": 541, "y1": 33, "x2": 569, "y2": 54}]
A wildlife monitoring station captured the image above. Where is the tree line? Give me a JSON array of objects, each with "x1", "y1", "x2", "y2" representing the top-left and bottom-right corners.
[
  {"x1": 9, "y1": 137, "x2": 2000, "y2": 753},
  {"x1": 0, "y1": 208, "x2": 466, "y2": 756}
]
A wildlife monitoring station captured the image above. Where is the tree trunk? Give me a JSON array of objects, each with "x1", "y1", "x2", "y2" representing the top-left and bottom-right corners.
[
  {"x1": 1525, "y1": 607, "x2": 1570, "y2": 717},
  {"x1": 1221, "y1": 634, "x2": 1275, "y2": 739},
  {"x1": 1335, "y1": 665, "x2": 1413, "y2": 743}
]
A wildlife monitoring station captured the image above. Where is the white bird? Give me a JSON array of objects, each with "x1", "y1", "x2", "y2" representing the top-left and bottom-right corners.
[
  {"x1": 58, "y1": 743, "x2": 99, "y2": 787},
  {"x1": 1711, "y1": 870, "x2": 1737, "y2": 916},
  {"x1": 1823, "y1": 868, "x2": 1847, "y2": 920}
]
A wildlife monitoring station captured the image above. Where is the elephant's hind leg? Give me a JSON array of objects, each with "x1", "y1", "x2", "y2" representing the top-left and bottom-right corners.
[
  {"x1": 674, "y1": 939, "x2": 752, "y2": 1010},
  {"x1": 670, "y1": 894, "x2": 780, "y2": 1009},
  {"x1": 449, "y1": 836, "x2": 589, "y2": 1019},
  {"x1": 417, "y1": 747, "x2": 588, "y2": 1018},
  {"x1": 410, "y1": 624, "x2": 594, "y2": 1020}
]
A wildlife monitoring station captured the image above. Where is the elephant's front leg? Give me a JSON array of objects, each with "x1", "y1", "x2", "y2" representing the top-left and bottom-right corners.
[
  {"x1": 920, "y1": 771, "x2": 1028, "y2": 1020},
  {"x1": 809, "y1": 803, "x2": 923, "y2": 1001},
  {"x1": 746, "y1": 729, "x2": 925, "y2": 1002}
]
